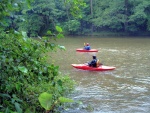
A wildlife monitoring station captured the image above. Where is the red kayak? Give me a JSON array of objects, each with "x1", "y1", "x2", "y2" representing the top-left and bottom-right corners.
[
  {"x1": 71, "y1": 64, "x2": 116, "y2": 71},
  {"x1": 76, "y1": 48, "x2": 98, "y2": 52}
]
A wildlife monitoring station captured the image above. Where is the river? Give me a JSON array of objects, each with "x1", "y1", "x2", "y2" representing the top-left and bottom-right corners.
[{"x1": 50, "y1": 36, "x2": 150, "y2": 113}]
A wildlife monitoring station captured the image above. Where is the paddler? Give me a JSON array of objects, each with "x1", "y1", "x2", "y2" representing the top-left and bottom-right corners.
[
  {"x1": 88, "y1": 55, "x2": 103, "y2": 67},
  {"x1": 84, "y1": 43, "x2": 91, "y2": 50}
]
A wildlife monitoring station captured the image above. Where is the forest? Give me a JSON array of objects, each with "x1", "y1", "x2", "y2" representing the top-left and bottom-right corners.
[
  {"x1": 4, "y1": 0, "x2": 150, "y2": 37},
  {"x1": 0, "y1": 0, "x2": 150, "y2": 113}
]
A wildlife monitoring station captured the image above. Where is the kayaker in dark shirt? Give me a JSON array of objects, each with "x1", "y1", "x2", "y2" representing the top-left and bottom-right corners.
[
  {"x1": 84, "y1": 43, "x2": 91, "y2": 50},
  {"x1": 88, "y1": 55, "x2": 97, "y2": 67},
  {"x1": 88, "y1": 55, "x2": 103, "y2": 67}
]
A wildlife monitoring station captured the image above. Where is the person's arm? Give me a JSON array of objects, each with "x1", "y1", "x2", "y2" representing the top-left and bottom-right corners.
[
  {"x1": 89, "y1": 46, "x2": 91, "y2": 50},
  {"x1": 84, "y1": 46, "x2": 87, "y2": 50},
  {"x1": 88, "y1": 60, "x2": 94, "y2": 66}
]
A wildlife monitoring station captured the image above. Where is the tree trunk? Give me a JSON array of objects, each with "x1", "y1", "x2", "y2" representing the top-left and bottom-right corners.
[
  {"x1": 90, "y1": 0, "x2": 93, "y2": 16},
  {"x1": 90, "y1": 0, "x2": 93, "y2": 34},
  {"x1": 124, "y1": 0, "x2": 128, "y2": 32}
]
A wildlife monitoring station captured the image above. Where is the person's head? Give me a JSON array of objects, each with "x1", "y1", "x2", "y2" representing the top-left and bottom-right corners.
[
  {"x1": 86, "y1": 43, "x2": 89, "y2": 46},
  {"x1": 93, "y1": 55, "x2": 96, "y2": 59}
]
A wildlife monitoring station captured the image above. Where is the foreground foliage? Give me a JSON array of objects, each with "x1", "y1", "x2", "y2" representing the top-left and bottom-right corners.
[
  {"x1": 0, "y1": 30, "x2": 75, "y2": 112},
  {"x1": 0, "y1": 0, "x2": 76, "y2": 112}
]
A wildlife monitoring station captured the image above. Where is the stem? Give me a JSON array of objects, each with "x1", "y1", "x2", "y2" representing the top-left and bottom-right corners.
[{"x1": 45, "y1": 100, "x2": 59, "y2": 113}]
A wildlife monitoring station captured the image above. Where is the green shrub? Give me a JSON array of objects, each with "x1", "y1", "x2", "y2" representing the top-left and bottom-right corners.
[{"x1": 0, "y1": 30, "x2": 75, "y2": 112}]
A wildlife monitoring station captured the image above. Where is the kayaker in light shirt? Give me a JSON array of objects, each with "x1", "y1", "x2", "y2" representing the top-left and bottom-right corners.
[{"x1": 84, "y1": 43, "x2": 91, "y2": 50}]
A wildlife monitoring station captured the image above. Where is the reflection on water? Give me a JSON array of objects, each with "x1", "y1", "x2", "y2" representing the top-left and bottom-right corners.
[{"x1": 50, "y1": 36, "x2": 150, "y2": 113}]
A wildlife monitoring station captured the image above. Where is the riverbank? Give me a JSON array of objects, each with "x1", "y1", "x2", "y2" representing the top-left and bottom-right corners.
[{"x1": 69, "y1": 31, "x2": 150, "y2": 37}]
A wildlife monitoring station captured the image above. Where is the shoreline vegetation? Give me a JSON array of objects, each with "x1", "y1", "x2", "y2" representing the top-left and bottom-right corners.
[{"x1": 68, "y1": 31, "x2": 150, "y2": 37}]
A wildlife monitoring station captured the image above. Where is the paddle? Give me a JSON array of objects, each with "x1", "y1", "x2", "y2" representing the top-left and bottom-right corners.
[
  {"x1": 84, "y1": 61, "x2": 89, "y2": 65},
  {"x1": 84, "y1": 42, "x2": 86, "y2": 46},
  {"x1": 83, "y1": 42, "x2": 86, "y2": 49}
]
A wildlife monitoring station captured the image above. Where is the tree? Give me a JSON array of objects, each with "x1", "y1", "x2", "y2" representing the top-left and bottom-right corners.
[
  {"x1": 19, "y1": 0, "x2": 64, "y2": 37},
  {"x1": 80, "y1": 0, "x2": 150, "y2": 34},
  {"x1": 90, "y1": 0, "x2": 93, "y2": 33},
  {"x1": 128, "y1": 0, "x2": 150, "y2": 32},
  {"x1": 62, "y1": 0, "x2": 86, "y2": 34}
]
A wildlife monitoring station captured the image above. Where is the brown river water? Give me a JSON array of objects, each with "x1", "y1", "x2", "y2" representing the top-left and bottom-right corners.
[{"x1": 49, "y1": 36, "x2": 150, "y2": 113}]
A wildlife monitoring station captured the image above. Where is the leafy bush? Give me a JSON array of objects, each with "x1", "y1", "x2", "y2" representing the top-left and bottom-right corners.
[
  {"x1": 0, "y1": 29, "x2": 75, "y2": 112},
  {"x1": 0, "y1": 0, "x2": 83, "y2": 112}
]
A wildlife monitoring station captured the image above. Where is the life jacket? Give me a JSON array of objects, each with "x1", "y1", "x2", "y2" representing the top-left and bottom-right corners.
[{"x1": 96, "y1": 59, "x2": 101, "y2": 67}]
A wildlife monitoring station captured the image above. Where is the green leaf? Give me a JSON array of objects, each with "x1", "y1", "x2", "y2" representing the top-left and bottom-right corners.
[
  {"x1": 26, "y1": 0, "x2": 32, "y2": 8},
  {"x1": 15, "y1": 102, "x2": 22, "y2": 113},
  {"x1": 46, "y1": 30, "x2": 52, "y2": 35},
  {"x1": 18, "y1": 66, "x2": 28, "y2": 73},
  {"x1": 38, "y1": 92, "x2": 53, "y2": 110},
  {"x1": 59, "y1": 97, "x2": 74, "y2": 103},
  {"x1": 0, "y1": 93, "x2": 11, "y2": 98},
  {"x1": 55, "y1": 26, "x2": 62, "y2": 33},
  {"x1": 56, "y1": 34, "x2": 64, "y2": 39},
  {"x1": 58, "y1": 45, "x2": 66, "y2": 50},
  {"x1": 57, "y1": 85, "x2": 63, "y2": 92},
  {"x1": 15, "y1": 83, "x2": 22, "y2": 91},
  {"x1": 22, "y1": 31, "x2": 28, "y2": 40},
  {"x1": 57, "y1": 79, "x2": 62, "y2": 86}
]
